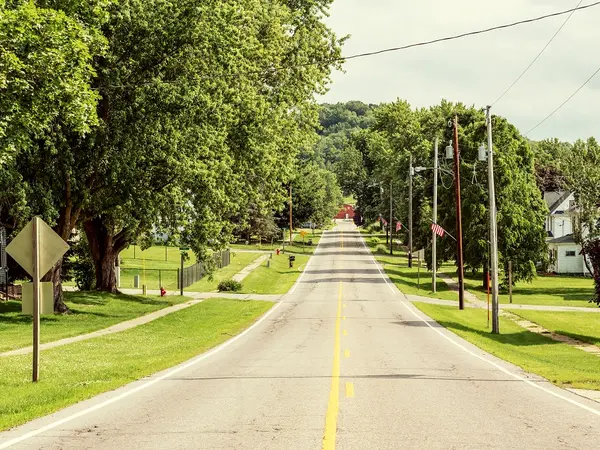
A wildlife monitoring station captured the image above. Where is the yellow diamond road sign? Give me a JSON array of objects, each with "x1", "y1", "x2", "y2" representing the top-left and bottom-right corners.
[
  {"x1": 6, "y1": 218, "x2": 69, "y2": 279},
  {"x1": 300, "y1": 230, "x2": 308, "y2": 237}
]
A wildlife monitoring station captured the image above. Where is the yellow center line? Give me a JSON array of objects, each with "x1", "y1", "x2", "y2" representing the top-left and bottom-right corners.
[
  {"x1": 343, "y1": 330, "x2": 348, "y2": 336},
  {"x1": 345, "y1": 382, "x2": 355, "y2": 398},
  {"x1": 344, "y1": 349, "x2": 350, "y2": 358},
  {"x1": 322, "y1": 281, "x2": 343, "y2": 450}
]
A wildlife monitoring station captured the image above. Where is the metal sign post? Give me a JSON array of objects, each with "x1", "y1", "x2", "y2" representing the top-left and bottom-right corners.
[
  {"x1": 179, "y1": 247, "x2": 189, "y2": 296},
  {"x1": 32, "y1": 217, "x2": 40, "y2": 382},
  {"x1": 1, "y1": 227, "x2": 6, "y2": 301},
  {"x1": 6, "y1": 216, "x2": 69, "y2": 382}
]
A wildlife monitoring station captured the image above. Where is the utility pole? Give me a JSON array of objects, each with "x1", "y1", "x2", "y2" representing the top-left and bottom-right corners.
[
  {"x1": 389, "y1": 179, "x2": 393, "y2": 256},
  {"x1": 486, "y1": 106, "x2": 500, "y2": 333},
  {"x1": 289, "y1": 185, "x2": 293, "y2": 245},
  {"x1": 408, "y1": 154, "x2": 413, "y2": 268},
  {"x1": 432, "y1": 138, "x2": 439, "y2": 293},
  {"x1": 452, "y1": 116, "x2": 465, "y2": 310}
]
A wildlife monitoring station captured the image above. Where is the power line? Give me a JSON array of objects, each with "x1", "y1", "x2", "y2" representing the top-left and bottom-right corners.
[
  {"x1": 340, "y1": 1, "x2": 600, "y2": 63},
  {"x1": 492, "y1": 0, "x2": 584, "y2": 106},
  {"x1": 101, "y1": 1, "x2": 600, "y2": 90},
  {"x1": 525, "y1": 64, "x2": 600, "y2": 136}
]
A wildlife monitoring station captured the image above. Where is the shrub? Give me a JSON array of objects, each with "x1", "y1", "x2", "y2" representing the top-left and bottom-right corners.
[
  {"x1": 375, "y1": 244, "x2": 388, "y2": 255},
  {"x1": 370, "y1": 237, "x2": 380, "y2": 245},
  {"x1": 218, "y1": 279, "x2": 242, "y2": 292}
]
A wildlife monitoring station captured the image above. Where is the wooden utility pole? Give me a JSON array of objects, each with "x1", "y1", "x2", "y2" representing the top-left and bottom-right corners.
[
  {"x1": 452, "y1": 116, "x2": 465, "y2": 310},
  {"x1": 289, "y1": 185, "x2": 293, "y2": 244},
  {"x1": 408, "y1": 155, "x2": 413, "y2": 268},
  {"x1": 389, "y1": 179, "x2": 393, "y2": 256},
  {"x1": 432, "y1": 138, "x2": 439, "y2": 292}
]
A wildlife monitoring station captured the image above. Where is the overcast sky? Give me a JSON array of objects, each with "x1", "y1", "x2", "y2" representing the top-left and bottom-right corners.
[{"x1": 321, "y1": 0, "x2": 600, "y2": 142}]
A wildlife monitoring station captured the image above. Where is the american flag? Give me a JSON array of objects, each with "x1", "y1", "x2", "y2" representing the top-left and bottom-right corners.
[
  {"x1": 396, "y1": 221, "x2": 402, "y2": 232},
  {"x1": 431, "y1": 222, "x2": 445, "y2": 238}
]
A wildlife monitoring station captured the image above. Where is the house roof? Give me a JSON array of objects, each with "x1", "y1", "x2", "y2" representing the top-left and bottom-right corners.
[
  {"x1": 548, "y1": 234, "x2": 577, "y2": 244},
  {"x1": 544, "y1": 190, "x2": 572, "y2": 214}
]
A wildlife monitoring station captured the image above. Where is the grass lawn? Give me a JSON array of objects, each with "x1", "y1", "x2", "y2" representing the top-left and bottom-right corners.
[
  {"x1": 240, "y1": 253, "x2": 310, "y2": 294},
  {"x1": 120, "y1": 245, "x2": 185, "y2": 269},
  {"x1": 512, "y1": 310, "x2": 600, "y2": 346},
  {"x1": 456, "y1": 272, "x2": 596, "y2": 308},
  {"x1": 361, "y1": 233, "x2": 457, "y2": 301},
  {"x1": 0, "y1": 292, "x2": 187, "y2": 353},
  {"x1": 414, "y1": 302, "x2": 600, "y2": 391},
  {"x1": 117, "y1": 250, "x2": 259, "y2": 292},
  {"x1": 0, "y1": 298, "x2": 272, "y2": 431},
  {"x1": 185, "y1": 252, "x2": 261, "y2": 292},
  {"x1": 230, "y1": 229, "x2": 325, "y2": 255}
]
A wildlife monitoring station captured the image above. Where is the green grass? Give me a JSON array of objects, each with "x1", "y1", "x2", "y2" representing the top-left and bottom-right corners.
[
  {"x1": 414, "y1": 302, "x2": 600, "y2": 391},
  {"x1": 0, "y1": 292, "x2": 187, "y2": 353},
  {"x1": 240, "y1": 253, "x2": 310, "y2": 294},
  {"x1": 512, "y1": 310, "x2": 600, "y2": 346},
  {"x1": 456, "y1": 272, "x2": 596, "y2": 308},
  {"x1": 185, "y1": 252, "x2": 261, "y2": 292},
  {"x1": 0, "y1": 298, "x2": 272, "y2": 431},
  {"x1": 120, "y1": 245, "x2": 187, "y2": 269},
  {"x1": 116, "y1": 251, "x2": 259, "y2": 292},
  {"x1": 361, "y1": 233, "x2": 457, "y2": 301}
]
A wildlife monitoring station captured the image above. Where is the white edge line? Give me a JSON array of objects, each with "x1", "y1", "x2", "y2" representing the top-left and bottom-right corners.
[
  {"x1": 400, "y1": 300, "x2": 600, "y2": 417},
  {"x1": 358, "y1": 232, "x2": 396, "y2": 294},
  {"x1": 0, "y1": 299, "x2": 285, "y2": 449}
]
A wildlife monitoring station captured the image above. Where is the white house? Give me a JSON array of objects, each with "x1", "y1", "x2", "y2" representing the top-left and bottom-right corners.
[{"x1": 544, "y1": 191, "x2": 592, "y2": 275}]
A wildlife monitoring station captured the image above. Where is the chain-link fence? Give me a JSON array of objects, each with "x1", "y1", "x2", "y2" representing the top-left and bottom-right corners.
[
  {"x1": 118, "y1": 250, "x2": 231, "y2": 291},
  {"x1": 179, "y1": 250, "x2": 230, "y2": 289}
]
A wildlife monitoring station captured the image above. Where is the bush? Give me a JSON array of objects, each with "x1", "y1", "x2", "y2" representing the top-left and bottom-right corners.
[
  {"x1": 375, "y1": 244, "x2": 389, "y2": 255},
  {"x1": 67, "y1": 233, "x2": 95, "y2": 291},
  {"x1": 218, "y1": 279, "x2": 242, "y2": 292},
  {"x1": 370, "y1": 237, "x2": 380, "y2": 245}
]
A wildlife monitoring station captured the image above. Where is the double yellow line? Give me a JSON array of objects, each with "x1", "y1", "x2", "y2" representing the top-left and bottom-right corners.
[{"x1": 322, "y1": 281, "x2": 343, "y2": 450}]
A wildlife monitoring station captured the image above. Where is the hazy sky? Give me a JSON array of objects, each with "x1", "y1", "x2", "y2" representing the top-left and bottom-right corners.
[{"x1": 321, "y1": 0, "x2": 600, "y2": 142}]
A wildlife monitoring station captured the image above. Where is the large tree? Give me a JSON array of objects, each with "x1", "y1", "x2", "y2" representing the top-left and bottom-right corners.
[
  {"x1": 560, "y1": 138, "x2": 600, "y2": 304},
  {"x1": 0, "y1": 1, "x2": 103, "y2": 311},
  {"x1": 3, "y1": 0, "x2": 344, "y2": 304}
]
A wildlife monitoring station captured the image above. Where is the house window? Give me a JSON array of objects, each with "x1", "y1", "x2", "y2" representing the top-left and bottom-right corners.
[{"x1": 565, "y1": 250, "x2": 576, "y2": 257}]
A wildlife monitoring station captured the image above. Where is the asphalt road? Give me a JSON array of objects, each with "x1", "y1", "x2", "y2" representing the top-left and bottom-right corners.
[{"x1": 2, "y1": 221, "x2": 600, "y2": 449}]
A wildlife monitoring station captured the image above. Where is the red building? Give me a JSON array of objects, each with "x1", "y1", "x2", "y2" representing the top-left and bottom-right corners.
[{"x1": 335, "y1": 204, "x2": 355, "y2": 220}]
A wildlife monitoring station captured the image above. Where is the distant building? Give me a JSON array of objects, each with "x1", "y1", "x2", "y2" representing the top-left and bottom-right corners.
[
  {"x1": 335, "y1": 204, "x2": 355, "y2": 220},
  {"x1": 544, "y1": 191, "x2": 592, "y2": 275}
]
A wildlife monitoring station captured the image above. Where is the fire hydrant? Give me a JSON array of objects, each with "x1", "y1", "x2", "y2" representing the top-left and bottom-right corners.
[
  {"x1": 160, "y1": 287, "x2": 166, "y2": 297},
  {"x1": 276, "y1": 248, "x2": 281, "y2": 256}
]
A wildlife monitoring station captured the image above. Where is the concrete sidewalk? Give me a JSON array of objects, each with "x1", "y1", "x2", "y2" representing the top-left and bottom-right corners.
[
  {"x1": 232, "y1": 254, "x2": 269, "y2": 282},
  {"x1": 0, "y1": 299, "x2": 204, "y2": 357}
]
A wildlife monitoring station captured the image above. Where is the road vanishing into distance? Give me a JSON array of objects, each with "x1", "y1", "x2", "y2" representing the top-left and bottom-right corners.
[{"x1": 2, "y1": 221, "x2": 600, "y2": 449}]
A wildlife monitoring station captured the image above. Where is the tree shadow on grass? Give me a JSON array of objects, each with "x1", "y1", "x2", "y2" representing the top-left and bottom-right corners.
[
  {"x1": 434, "y1": 319, "x2": 562, "y2": 347},
  {"x1": 66, "y1": 291, "x2": 169, "y2": 307},
  {"x1": 384, "y1": 268, "x2": 454, "y2": 295}
]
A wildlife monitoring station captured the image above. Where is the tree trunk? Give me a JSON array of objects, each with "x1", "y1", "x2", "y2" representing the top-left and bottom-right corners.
[
  {"x1": 482, "y1": 268, "x2": 490, "y2": 290},
  {"x1": 582, "y1": 240, "x2": 600, "y2": 306},
  {"x1": 42, "y1": 259, "x2": 70, "y2": 314},
  {"x1": 84, "y1": 218, "x2": 129, "y2": 293}
]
